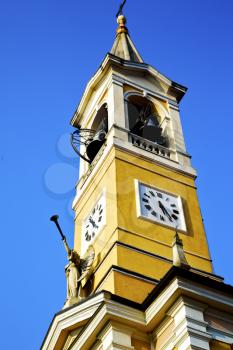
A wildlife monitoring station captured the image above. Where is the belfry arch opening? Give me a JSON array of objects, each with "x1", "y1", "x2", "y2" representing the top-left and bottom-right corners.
[
  {"x1": 127, "y1": 95, "x2": 168, "y2": 147},
  {"x1": 71, "y1": 103, "x2": 109, "y2": 165},
  {"x1": 91, "y1": 103, "x2": 108, "y2": 134},
  {"x1": 86, "y1": 103, "x2": 109, "y2": 162}
]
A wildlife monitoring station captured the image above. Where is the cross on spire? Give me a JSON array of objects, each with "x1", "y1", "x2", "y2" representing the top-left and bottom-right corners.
[{"x1": 116, "y1": 0, "x2": 127, "y2": 18}]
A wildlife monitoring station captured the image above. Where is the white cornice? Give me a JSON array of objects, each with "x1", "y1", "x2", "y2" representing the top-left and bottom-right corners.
[
  {"x1": 42, "y1": 276, "x2": 233, "y2": 350},
  {"x1": 41, "y1": 292, "x2": 110, "y2": 350},
  {"x1": 208, "y1": 326, "x2": 233, "y2": 344},
  {"x1": 71, "y1": 302, "x2": 145, "y2": 350},
  {"x1": 71, "y1": 54, "x2": 186, "y2": 126},
  {"x1": 178, "y1": 277, "x2": 233, "y2": 310}
]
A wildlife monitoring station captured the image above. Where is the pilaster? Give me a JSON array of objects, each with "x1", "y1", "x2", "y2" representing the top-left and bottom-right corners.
[
  {"x1": 167, "y1": 296, "x2": 211, "y2": 350},
  {"x1": 98, "y1": 322, "x2": 135, "y2": 350},
  {"x1": 108, "y1": 78, "x2": 126, "y2": 131}
]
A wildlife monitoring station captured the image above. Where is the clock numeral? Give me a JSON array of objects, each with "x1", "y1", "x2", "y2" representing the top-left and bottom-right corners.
[
  {"x1": 92, "y1": 231, "x2": 95, "y2": 238},
  {"x1": 144, "y1": 193, "x2": 150, "y2": 198},
  {"x1": 160, "y1": 215, "x2": 165, "y2": 221},
  {"x1": 173, "y1": 210, "x2": 179, "y2": 214},
  {"x1": 99, "y1": 209, "x2": 103, "y2": 215},
  {"x1": 149, "y1": 190, "x2": 155, "y2": 197},
  {"x1": 151, "y1": 210, "x2": 157, "y2": 217},
  {"x1": 92, "y1": 208, "x2": 96, "y2": 215},
  {"x1": 142, "y1": 198, "x2": 149, "y2": 203},
  {"x1": 145, "y1": 204, "x2": 152, "y2": 211},
  {"x1": 157, "y1": 192, "x2": 163, "y2": 199},
  {"x1": 171, "y1": 203, "x2": 177, "y2": 208},
  {"x1": 165, "y1": 197, "x2": 170, "y2": 202},
  {"x1": 98, "y1": 216, "x2": 102, "y2": 222},
  {"x1": 85, "y1": 232, "x2": 91, "y2": 241},
  {"x1": 172, "y1": 214, "x2": 178, "y2": 221}
]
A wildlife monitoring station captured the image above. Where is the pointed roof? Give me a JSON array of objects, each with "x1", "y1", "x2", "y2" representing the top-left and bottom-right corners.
[{"x1": 110, "y1": 15, "x2": 143, "y2": 63}]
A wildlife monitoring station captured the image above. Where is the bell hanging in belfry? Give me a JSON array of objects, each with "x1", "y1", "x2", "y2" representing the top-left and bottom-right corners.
[
  {"x1": 141, "y1": 116, "x2": 163, "y2": 142},
  {"x1": 86, "y1": 129, "x2": 106, "y2": 162}
]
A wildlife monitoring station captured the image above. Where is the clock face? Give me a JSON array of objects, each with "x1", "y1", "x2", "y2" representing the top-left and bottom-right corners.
[
  {"x1": 138, "y1": 182, "x2": 186, "y2": 231},
  {"x1": 82, "y1": 194, "x2": 106, "y2": 254}
]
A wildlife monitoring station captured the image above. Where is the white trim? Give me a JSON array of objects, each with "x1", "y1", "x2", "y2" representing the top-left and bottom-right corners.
[
  {"x1": 79, "y1": 72, "x2": 112, "y2": 128},
  {"x1": 208, "y1": 326, "x2": 233, "y2": 344},
  {"x1": 178, "y1": 278, "x2": 233, "y2": 310},
  {"x1": 71, "y1": 302, "x2": 145, "y2": 350},
  {"x1": 124, "y1": 90, "x2": 170, "y2": 118},
  {"x1": 42, "y1": 277, "x2": 233, "y2": 350},
  {"x1": 41, "y1": 292, "x2": 110, "y2": 350},
  {"x1": 90, "y1": 100, "x2": 109, "y2": 130},
  {"x1": 122, "y1": 79, "x2": 179, "y2": 107},
  {"x1": 71, "y1": 54, "x2": 185, "y2": 126}
]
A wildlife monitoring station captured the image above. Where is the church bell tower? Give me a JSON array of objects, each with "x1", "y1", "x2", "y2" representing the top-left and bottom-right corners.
[{"x1": 42, "y1": 12, "x2": 233, "y2": 350}]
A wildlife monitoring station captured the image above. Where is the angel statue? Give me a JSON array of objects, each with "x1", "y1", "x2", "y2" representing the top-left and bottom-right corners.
[{"x1": 50, "y1": 215, "x2": 95, "y2": 308}]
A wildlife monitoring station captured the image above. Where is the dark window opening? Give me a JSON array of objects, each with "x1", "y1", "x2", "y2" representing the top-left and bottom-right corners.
[
  {"x1": 127, "y1": 96, "x2": 168, "y2": 147},
  {"x1": 86, "y1": 104, "x2": 108, "y2": 162}
]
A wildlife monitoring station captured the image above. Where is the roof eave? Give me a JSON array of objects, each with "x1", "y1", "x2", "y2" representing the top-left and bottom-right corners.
[{"x1": 71, "y1": 53, "x2": 188, "y2": 127}]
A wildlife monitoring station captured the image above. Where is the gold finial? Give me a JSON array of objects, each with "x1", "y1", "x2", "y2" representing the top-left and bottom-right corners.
[{"x1": 116, "y1": 15, "x2": 128, "y2": 35}]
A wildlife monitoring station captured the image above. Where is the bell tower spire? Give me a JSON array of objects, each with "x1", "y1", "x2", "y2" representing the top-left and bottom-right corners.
[{"x1": 110, "y1": 14, "x2": 144, "y2": 63}]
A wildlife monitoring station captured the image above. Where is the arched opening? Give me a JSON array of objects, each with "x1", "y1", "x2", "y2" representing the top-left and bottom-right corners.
[
  {"x1": 86, "y1": 103, "x2": 108, "y2": 162},
  {"x1": 91, "y1": 103, "x2": 108, "y2": 133},
  {"x1": 71, "y1": 103, "x2": 109, "y2": 164},
  {"x1": 127, "y1": 96, "x2": 168, "y2": 147}
]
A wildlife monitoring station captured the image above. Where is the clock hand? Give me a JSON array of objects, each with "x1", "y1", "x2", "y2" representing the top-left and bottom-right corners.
[
  {"x1": 158, "y1": 201, "x2": 173, "y2": 221},
  {"x1": 89, "y1": 217, "x2": 99, "y2": 230},
  {"x1": 158, "y1": 201, "x2": 166, "y2": 215}
]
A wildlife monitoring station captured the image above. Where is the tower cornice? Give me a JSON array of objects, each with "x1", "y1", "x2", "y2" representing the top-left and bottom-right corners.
[
  {"x1": 71, "y1": 53, "x2": 187, "y2": 127},
  {"x1": 41, "y1": 267, "x2": 232, "y2": 350}
]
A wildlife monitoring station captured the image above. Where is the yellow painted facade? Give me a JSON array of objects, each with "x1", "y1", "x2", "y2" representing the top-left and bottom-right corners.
[
  {"x1": 73, "y1": 142, "x2": 212, "y2": 302},
  {"x1": 42, "y1": 13, "x2": 233, "y2": 350},
  {"x1": 70, "y1": 15, "x2": 213, "y2": 304}
]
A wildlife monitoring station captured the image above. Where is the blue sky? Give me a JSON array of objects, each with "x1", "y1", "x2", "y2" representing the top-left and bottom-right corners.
[{"x1": 1, "y1": 0, "x2": 233, "y2": 349}]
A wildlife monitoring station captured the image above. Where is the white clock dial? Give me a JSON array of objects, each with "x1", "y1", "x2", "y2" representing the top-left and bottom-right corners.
[
  {"x1": 138, "y1": 182, "x2": 186, "y2": 231},
  {"x1": 82, "y1": 194, "x2": 106, "y2": 254}
]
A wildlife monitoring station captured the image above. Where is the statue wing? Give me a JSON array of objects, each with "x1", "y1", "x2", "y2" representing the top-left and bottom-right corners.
[{"x1": 77, "y1": 245, "x2": 95, "y2": 286}]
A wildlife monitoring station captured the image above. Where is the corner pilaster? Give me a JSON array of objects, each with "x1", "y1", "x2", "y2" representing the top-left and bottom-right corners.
[
  {"x1": 97, "y1": 321, "x2": 135, "y2": 350},
  {"x1": 108, "y1": 76, "x2": 127, "y2": 132},
  {"x1": 167, "y1": 296, "x2": 211, "y2": 350}
]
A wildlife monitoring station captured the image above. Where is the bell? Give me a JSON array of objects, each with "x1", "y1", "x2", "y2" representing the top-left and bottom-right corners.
[
  {"x1": 86, "y1": 129, "x2": 106, "y2": 162},
  {"x1": 142, "y1": 116, "x2": 162, "y2": 142}
]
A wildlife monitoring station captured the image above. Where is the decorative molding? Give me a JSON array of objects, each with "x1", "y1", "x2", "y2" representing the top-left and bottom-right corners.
[
  {"x1": 71, "y1": 53, "x2": 186, "y2": 126},
  {"x1": 42, "y1": 273, "x2": 233, "y2": 350},
  {"x1": 41, "y1": 292, "x2": 110, "y2": 350},
  {"x1": 207, "y1": 326, "x2": 233, "y2": 344},
  {"x1": 113, "y1": 138, "x2": 197, "y2": 179},
  {"x1": 177, "y1": 278, "x2": 233, "y2": 310}
]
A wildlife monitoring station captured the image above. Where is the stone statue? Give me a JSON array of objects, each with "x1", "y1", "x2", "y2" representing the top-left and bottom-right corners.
[
  {"x1": 63, "y1": 238, "x2": 81, "y2": 306},
  {"x1": 50, "y1": 215, "x2": 95, "y2": 308}
]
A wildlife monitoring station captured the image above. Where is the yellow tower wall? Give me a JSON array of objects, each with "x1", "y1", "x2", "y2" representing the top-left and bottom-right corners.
[
  {"x1": 73, "y1": 145, "x2": 212, "y2": 303},
  {"x1": 115, "y1": 148, "x2": 212, "y2": 271}
]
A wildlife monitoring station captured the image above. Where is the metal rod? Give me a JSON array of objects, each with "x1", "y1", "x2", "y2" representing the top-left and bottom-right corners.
[
  {"x1": 50, "y1": 215, "x2": 66, "y2": 240},
  {"x1": 116, "y1": 0, "x2": 127, "y2": 17}
]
